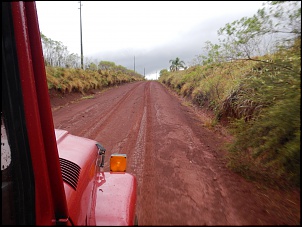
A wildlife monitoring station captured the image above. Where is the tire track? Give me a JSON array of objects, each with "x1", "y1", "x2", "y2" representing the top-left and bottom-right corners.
[
  {"x1": 130, "y1": 82, "x2": 150, "y2": 185},
  {"x1": 53, "y1": 82, "x2": 143, "y2": 138},
  {"x1": 98, "y1": 82, "x2": 150, "y2": 173},
  {"x1": 81, "y1": 82, "x2": 144, "y2": 138}
]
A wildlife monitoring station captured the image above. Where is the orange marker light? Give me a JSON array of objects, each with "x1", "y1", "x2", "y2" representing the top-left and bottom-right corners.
[{"x1": 110, "y1": 154, "x2": 127, "y2": 172}]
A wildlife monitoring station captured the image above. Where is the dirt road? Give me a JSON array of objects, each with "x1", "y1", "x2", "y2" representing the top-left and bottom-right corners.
[{"x1": 51, "y1": 81, "x2": 300, "y2": 225}]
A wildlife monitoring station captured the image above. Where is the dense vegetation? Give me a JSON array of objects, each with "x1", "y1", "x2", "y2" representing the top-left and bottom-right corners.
[{"x1": 159, "y1": 1, "x2": 301, "y2": 188}]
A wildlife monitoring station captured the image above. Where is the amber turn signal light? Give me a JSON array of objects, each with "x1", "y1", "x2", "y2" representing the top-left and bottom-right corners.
[{"x1": 110, "y1": 154, "x2": 127, "y2": 172}]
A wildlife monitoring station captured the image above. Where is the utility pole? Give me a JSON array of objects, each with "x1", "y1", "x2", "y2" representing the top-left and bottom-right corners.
[
  {"x1": 144, "y1": 67, "x2": 145, "y2": 78},
  {"x1": 79, "y1": 1, "x2": 83, "y2": 69},
  {"x1": 134, "y1": 56, "x2": 135, "y2": 73}
]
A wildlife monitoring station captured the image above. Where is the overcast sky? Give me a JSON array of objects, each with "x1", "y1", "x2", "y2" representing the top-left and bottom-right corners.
[{"x1": 36, "y1": 1, "x2": 265, "y2": 80}]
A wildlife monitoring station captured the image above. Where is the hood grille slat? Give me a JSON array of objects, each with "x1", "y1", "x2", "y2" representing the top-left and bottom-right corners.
[{"x1": 59, "y1": 158, "x2": 81, "y2": 190}]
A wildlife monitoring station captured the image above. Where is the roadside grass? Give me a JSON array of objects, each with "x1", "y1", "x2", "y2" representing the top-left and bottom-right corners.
[
  {"x1": 46, "y1": 66, "x2": 145, "y2": 93},
  {"x1": 81, "y1": 95, "x2": 95, "y2": 100},
  {"x1": 159, "y1": 41, "x2": 300, "y2": 188}
]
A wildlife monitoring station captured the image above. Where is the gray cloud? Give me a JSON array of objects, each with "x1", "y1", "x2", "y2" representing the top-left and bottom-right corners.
[{"x1": 90, "y1": 11, "x2": 258, "y2": 79}]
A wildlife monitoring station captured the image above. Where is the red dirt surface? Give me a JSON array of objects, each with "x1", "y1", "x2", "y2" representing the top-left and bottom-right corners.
[{"x1": 50, "y1": 81, "x2": 300, "y2": 225}]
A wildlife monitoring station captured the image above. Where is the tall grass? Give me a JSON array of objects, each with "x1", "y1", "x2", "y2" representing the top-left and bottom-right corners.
[
  {"x1": 159, "y1": 38, "x2": 300, "y2": 188},
  {"x1": 46, "y1": 66, "x2": 145, "y2": 93}
]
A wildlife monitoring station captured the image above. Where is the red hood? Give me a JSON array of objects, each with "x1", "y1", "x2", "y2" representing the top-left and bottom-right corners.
[
  {"x1": 54, "y1": 129, "x2": 137, "y2": 226},
  {"x1": 55, "y1": 129, "x2": 98, "y2": 225}
]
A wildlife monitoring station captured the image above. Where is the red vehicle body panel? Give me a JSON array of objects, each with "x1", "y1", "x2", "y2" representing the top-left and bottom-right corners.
[
  {"x1": 55, "y1": 129, "x2": 137, "y2": 225},
  {"x1": 93, "y1": 172, "x2": 137, "y2": 226},
  {"x1": 3, "y1": 1, "x2": 137, "y2": 225}
]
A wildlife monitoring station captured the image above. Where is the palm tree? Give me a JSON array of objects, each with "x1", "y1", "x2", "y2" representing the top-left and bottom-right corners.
[{"x1": 169, "y1": 57, "x2": 186, "y2": 72}]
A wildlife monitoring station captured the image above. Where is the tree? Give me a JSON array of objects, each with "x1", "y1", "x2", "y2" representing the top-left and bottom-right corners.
[
  {"x1": 98, "y1": 61, "x2": 116, "y2": 71},
  {"x1": 200, "y1": 1, "x2": 301, "y2": 64},
  {"x1": 86, "y1": 62, "x2": 98, "y2": 71},
  {"x1": 41, "y1": 32, "x2": 80, "y2": 68},
  {"x1": 169, "y1": 57, "x2": 186, "y2": 72}
]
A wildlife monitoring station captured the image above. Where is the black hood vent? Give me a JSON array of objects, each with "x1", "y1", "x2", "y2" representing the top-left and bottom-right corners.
[{"x1": 59, "y1": 158, "x2": 81, "y2": 190}]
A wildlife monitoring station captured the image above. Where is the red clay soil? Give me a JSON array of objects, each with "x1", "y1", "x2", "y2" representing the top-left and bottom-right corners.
[{"x1": 50, "y1": 81, "x2": 300, "y2": 225}]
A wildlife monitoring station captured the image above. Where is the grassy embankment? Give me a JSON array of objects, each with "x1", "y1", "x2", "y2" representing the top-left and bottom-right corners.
[
  {"x1": 46, "y1": 66, "x2": 145, "y2": 95},
  {"x1": 159, "y1": 38, "x2": 300, "y2": 189}
]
